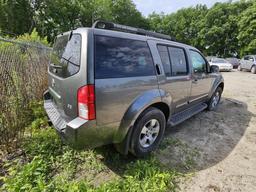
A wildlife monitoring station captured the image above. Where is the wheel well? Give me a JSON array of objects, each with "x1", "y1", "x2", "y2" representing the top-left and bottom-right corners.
[
  {"x1": 218, "y1": 82, "x2": 224, "y2": 91},
  {"x1": 150, "y1": 102, "x2": 170, "y2": 121}
]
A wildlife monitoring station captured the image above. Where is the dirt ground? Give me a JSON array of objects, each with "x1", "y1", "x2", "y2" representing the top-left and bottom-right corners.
[{"x1": 158, "y1": 70, "x2": 256, "y2": 191}]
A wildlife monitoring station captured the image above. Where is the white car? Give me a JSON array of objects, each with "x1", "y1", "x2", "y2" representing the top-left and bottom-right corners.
[{"x1": 209, "y1": 58, "x2": 233, "y2": 72}]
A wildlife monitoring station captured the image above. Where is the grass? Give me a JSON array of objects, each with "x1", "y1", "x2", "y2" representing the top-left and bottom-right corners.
[{"x1": 0, "y1": 103, "x2": 197, "y2": 192}]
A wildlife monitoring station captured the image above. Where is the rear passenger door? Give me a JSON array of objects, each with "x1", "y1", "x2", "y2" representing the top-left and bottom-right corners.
[
  {"x1": 94, "y1": 35, "x2": 159, "y2": 126},
  {"x1": 156, "y1": 44, "x2": 191, "y2": 113},
  {"x1": 189, "y1": 50, "x2": 213, "y2": 104}
]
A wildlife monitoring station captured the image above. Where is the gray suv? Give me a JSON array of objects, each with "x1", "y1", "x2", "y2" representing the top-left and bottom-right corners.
[
  {"x1": 238, "y1": 55, "x2": 256, "y2": 74},
  {"x1": 44, "y1": 21, "x2": 224, "y2": 157}
]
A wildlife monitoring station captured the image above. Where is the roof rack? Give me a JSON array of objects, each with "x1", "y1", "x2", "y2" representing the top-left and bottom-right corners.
[{"x1": 92, "y1": 20, "x2": 175, "y2": 41}]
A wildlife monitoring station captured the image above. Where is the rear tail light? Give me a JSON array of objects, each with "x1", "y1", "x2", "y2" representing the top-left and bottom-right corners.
[{"x1": 77, "y1": 85, "x2": 96, "y2": 120}]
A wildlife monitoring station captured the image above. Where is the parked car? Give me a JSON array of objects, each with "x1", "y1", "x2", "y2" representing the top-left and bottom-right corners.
[
  {"x1": 238, "y1": 55, "x2": 256, "y2": 74},
  {"x1": 209, "y1": 58, "x2": 233, "y2": 72},
  {"x1": 44, "y1": 21, "x2": 224, "y2": 157},
  {"x1": 226, "y1": 57, "x2": 240, "y2": 69},
  {"x1": 206, "y1": 56, "x2": 217, "y2": 62}
]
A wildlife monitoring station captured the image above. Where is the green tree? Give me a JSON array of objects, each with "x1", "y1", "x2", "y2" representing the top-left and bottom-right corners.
[
  {"x1": 0, "y1": 0, "x2": 33, "y2": 36},
  {"x1": 33, "y1": 0, "x2": 149, "y2": 41},
  {"x1": 198, "y1": 1, "x2": 250, "y2": 57},
  {"x1": 238, "y1": 1, "x2": 256, "y2": 56},
  {"x1": 33, "y1": 0, "x2": 82, "y2": 42},
  {"x1": 148, "y1": 5, "x2": 208, "y2": 51},
  {"x1": 110, "y1": 0, "x2": 149, "y2": 29}
]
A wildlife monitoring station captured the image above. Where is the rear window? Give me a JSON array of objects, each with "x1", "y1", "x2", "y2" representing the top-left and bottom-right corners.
[
  {"x1": 49, "y1": 34, "x2": 81, "y2": 78},
  {"x1": 95, "y1": 36, "x2": 155, "y2": 79}
]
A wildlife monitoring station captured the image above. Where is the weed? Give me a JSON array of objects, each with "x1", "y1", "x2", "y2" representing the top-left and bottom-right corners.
[
  {"x1": 1, "y1": 103, "x2": 185, "y2": 191},
  {"x1": 2, "y1": 126, "x2": 184, "y2": 192}
]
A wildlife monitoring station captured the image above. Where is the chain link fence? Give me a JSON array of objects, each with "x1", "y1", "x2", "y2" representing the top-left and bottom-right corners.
[{"x1": 0, "y1": 37, "x2": 51, "y2": 151}]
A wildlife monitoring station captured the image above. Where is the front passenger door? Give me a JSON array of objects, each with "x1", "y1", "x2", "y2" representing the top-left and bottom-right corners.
[
  {"x1": 248, "y1": 56, "x2": 255, "y2": 70},
  {"x1": 189, "y1": 50, "x2": 213, "y2": 104},
  {"x1": 243, "y1": 56, "x2": 250, "y2": 70}
]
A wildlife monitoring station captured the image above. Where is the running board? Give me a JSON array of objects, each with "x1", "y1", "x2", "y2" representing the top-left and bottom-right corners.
[{"x1": 168, "y1": 103, "x2": 207, "y2": 127}]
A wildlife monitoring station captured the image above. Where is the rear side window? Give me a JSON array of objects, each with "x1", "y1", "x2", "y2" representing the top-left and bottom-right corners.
[
  {"x1": 157, "y1": 45, "x2": 171, "y2": 76},
  {"x1": 50, "y1": 34, "x2": 81, "y2": 78},
  {"x1": 157, "y1": 45, "x2": 188, "y2": 76},
  {"x1": 168, "y1": 47, "x2": 188, "y2": 76},
  {"x1": 95, "y1": 36, "x2": 155, "y2": 79}
]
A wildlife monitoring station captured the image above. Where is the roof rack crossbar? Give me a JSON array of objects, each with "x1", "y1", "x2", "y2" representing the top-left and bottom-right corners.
[{"x1": 92, "y1": 20, "x2": 174, "y2": 41}]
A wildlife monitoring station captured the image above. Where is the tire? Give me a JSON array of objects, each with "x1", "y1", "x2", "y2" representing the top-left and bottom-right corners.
[
  {"x1": 251, "y1": 66, "x2": 256, "y2": 74},
  {"x1": 207, "y1": 87, "x2": 223, "y2": 111},
  {"x1": 238, "y1": 65, "x2": 242, "y2": 71},
  {"x1": 130, "y1": 107, "x2": 166, "y2": 157}
]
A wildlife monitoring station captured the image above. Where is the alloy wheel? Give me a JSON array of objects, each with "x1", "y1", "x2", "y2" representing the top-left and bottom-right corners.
[{"x1": 139, "y1": 119, "x2": 160, "y2": 148}]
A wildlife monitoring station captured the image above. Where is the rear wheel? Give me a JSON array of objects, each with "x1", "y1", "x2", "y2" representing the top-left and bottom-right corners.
[
  {"x1": 130, "y1": 107, "x2": 166, "y2": 157},
  {"x1": 207, "y1": 87, "x2": 223, "y2": 111},
  {"x1": 251, "y1": 66, "x2": 256, "y2": 74}
]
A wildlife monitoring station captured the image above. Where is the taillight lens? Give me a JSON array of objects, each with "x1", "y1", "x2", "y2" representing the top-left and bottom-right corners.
[{"x1": 77, "y1": 85, "x2": 95, "y2": 120}]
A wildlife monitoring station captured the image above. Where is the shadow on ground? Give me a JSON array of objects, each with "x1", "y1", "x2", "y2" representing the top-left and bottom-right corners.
[
  {"x1": 159, "y1": 97, "x2": 254, "y2": 171},
  {"x1": 96, "y1": 97, "x2": 254, "y2": 176}
]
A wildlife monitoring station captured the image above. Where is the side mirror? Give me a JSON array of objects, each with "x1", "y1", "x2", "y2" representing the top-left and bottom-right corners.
[
  {"x1": 210, "y1": 65, "x2": 219, "y2": 73},
  {"x1": 249, "y1": 58, "x2": 254, "y2": 62}
]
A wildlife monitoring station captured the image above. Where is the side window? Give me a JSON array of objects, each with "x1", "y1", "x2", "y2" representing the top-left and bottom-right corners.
[
  {"x1": 157, "y1": 45, "x2": 171, "y2": 76},
  {"x1": 248, "y1": 56, "x2": 254, "y2": 61},
  {"x1": 95, "y1": 36, "x2": 155, "y2": 79},
  {"x1": 168, "y1": 47, "x2": 188, "y2": 76},
  {"x1": 189, "y1": 50, "x2": 207, "y2": 73},
  {"x1": 244, "y1": 56, "x2": 249, "y2": 60}
]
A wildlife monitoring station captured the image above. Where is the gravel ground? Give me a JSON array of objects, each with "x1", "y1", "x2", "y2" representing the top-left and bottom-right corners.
[{"x1": 158, "y1": 70, "x2": 256, "y2": 192}]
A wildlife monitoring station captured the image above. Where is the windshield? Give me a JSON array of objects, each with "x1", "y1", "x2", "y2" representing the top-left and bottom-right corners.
[
  {"x1": 212, "y1": 58, "x2": 227, "y2": 63},
  {"x1": 49, "y1": 33, "x2": 81, "y2": 78}
]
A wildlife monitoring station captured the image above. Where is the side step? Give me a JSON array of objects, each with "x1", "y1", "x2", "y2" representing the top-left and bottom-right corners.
[{"x1": 168, "y1": 103, "x2": 208, "y2": 127}]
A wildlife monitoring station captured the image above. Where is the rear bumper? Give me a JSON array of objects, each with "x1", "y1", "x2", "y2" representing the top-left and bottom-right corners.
[{"x1": 43, "y1": 90, "x2": 114, "y2": 149}]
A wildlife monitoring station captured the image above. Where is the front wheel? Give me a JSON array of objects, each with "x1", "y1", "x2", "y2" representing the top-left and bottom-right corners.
[
  {"x1": 251, "y1": 66, "x2": 256, "y2": 74},
  {"x1": 207, "y1": 87, "x2": 223, "y2": 111},
  {"x1": 130, "y1": 107, "x2": 166, "y2": 157},
  {"x1": 238, "y1": 65, "x2": 242, "y2": 71}
]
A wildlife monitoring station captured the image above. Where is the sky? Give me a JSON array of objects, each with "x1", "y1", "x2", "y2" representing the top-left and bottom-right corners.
[{"x1": 133, "y1": 0, "x2": 231, "y2": 16}]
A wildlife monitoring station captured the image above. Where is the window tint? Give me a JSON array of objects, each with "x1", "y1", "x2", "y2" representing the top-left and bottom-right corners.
[
  {"x1": 189, "y1": 50, "x2": 207, "y2": 73},
  {"x1": 157, "y1": 45, "x2": 171, "y2": 76},
  {"x1": 168, "y1": 47, "x2": 188, "y2": 76},
  {"x1": 244, "y1": 56, "x2": 249, "y2": 60},
  {"x1": 95, "y1": 36, "x2": 155, "y2": 79},
  {"x1": 50, "y1": 34, "x2": 81, "y2": 78}
]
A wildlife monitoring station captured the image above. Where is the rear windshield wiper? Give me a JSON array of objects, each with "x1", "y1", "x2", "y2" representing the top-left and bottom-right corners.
[{"x1": 61, "y1": 56, "x2": 80, "y2": 67}]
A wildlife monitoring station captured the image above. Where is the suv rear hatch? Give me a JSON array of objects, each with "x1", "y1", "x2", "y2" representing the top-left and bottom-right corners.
[{"x1": 48, "y1": 31, "x2": 91, "y2": 121}]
